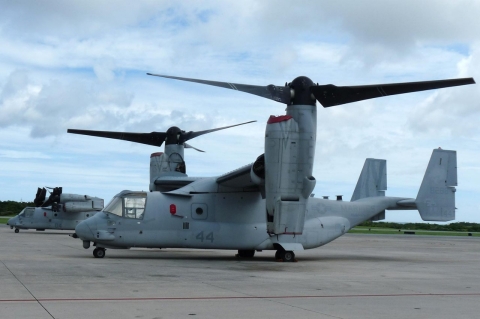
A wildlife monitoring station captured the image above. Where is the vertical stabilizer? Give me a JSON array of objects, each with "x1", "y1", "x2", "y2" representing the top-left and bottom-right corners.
[
  {"x1": 416, "y1": 149, "x2": 457, "y2": 221},
  {"x1": 351, "y1": 159, "x2": 387, "y2": 201},
  {"x1": 351, "y1": 158, "x2": 387, "y2": 221}
]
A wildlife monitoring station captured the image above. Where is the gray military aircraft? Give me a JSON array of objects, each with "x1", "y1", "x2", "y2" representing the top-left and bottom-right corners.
[
  {"x1": 69, "y1": 74, "x2": 475, "y2": 260},
  {"x1": 7, "y1": 187, "x2": 104, "y2": 233}
]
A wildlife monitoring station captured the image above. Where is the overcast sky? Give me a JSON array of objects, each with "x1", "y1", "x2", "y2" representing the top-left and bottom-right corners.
[{"x1": 1, "y1": 0, "x2": 479, "y2": 223}]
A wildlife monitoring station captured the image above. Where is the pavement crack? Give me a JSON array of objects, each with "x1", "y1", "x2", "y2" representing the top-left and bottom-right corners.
[
  {"x1": 264, "y1": 298, "x2": 345, "y2": 318},
  {"x1": 202, "y1": 282, "x2": 343, "y2": 318},
  {"x1": 0, "y1": 260, "x2": 56, "y2": 319}
]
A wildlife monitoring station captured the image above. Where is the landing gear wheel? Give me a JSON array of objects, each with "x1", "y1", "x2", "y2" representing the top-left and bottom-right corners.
[
  {"x1": 93, "y1": 248, "x2": 106, "y2": 258},
  {"x1": 14, "y1": 228, "x2": 19, "y2": 233},
  {"x1": 282, "y1": 250, "x2": 295, "y2": 262},
  {"x1": 236, "y1": 250, "x2": 255, "y2": 258},
  {"x1": 277, "y1": 250, "x2": 295, "y2": 262}
]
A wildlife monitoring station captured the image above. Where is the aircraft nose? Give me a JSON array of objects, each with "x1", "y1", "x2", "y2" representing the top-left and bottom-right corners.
[
  {"x1": 75, "y1": 219, "x2": 95, "y2": 240},
  {"x1": 6, "y1": 217, "x2": 15, "y2": 226}
]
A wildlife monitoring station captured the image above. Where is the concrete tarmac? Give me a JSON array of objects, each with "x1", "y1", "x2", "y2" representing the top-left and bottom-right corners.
[{"x1": 1, "y1": 224, "x2": 479, "y2": 319}]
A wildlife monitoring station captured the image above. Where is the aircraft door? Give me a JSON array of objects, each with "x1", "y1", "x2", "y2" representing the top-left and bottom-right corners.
[{"x1": 52, "y1": 211, "x2": 62, "y2": 229}]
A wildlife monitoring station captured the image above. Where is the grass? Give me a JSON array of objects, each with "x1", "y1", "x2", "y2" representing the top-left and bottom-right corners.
[
  {"x1": 1, "y1": 217, "x2": 477, "y2": 236},
  {"x1": 349, "y1": 226, "x2": 479, "y2": 237},
  {"x1": 0, "y1": 216, "x2": 13, "y2": 225}
]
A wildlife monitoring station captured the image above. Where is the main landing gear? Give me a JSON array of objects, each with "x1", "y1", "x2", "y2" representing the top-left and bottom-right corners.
[
  {"x1": 236, "y1": 250, "x2": 255, "y2": 258},
  {"x1": 93, "y1": 247, "x2": 106, "y2": 258},
  {"x1": 275, "y1": 249, "x2": 296, "y2": 262},
  {"x1": 14, "y1": 228, "x2": 19, "y2": 233}
]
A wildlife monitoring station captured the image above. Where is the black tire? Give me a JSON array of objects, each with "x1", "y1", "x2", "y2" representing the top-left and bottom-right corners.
[
  {"x1": 14, "y1": 228, "x2": 19, "y2": 233},
  {"x1": 275, "y1": 250, "x2": 282, "y2": 259},
  {"x1": 237, "y1": 250, "x2": 255, "y2": 258},
  {"x1": 93, "y1": 248, "x2": 106, "y2": 258},
  {"x1": 281, "y1": 250, "x2": 295, "y2": 262}
]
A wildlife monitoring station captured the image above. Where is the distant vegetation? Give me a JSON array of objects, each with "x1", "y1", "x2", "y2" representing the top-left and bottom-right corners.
[
  {"x1": 0, "y1": 201, "x2": 34, "y2": 216},
  {"x1": 1, "y1": 200, "x2": 480, "y2": 232},
  {"x1": 359, "y1": 221, "x2": 480, "y2": 232}
]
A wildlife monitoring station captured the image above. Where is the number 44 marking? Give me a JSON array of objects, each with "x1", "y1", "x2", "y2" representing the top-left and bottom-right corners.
[{"x1": 196, "y1": 231, "x2": 214, "y2": 243}]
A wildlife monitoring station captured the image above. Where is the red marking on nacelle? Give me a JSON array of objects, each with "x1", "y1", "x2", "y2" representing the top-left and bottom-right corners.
[
  {"x1": 151, "y1": 152, "x2": 164, "y2": 158},
  {"x1": 267, "y1": 115, "x2": 293, "y2": 124},
  {"x1": 169, "y1": 204, "x2": 176, "y2": 215},
  {"x1": 44, "y1": 212, "x2": 47, "y2": 217}
]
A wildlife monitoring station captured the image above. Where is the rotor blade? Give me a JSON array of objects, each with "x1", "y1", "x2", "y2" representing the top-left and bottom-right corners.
[
  {"x1": 311, "y1": 77, "x2": 476, "y2": 107},
  {"x1": 182, "y1": 120, "x2": 256, "y2": 141},
  {"x1": 184, "y1": 143, "x2": 205, "y2": 152},
  {"x1": 147, "y1": 73, "x2": 291, "y2": 104},
  {"x1": 67, "y1": 129, "x2": 167, "y2": 147}
]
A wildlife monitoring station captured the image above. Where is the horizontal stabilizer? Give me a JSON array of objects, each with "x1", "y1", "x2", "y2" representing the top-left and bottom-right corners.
[
  {"x1": 416, "y1": 149, "x2": 457, "y2": 221},
  {"x1": 351, "y1": 158, "x2": 387, "y2": 201}
]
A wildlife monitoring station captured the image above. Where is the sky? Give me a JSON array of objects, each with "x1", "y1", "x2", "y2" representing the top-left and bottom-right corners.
[{"x1": 1, "y1": 0, "x2": 479, "y2": 223}]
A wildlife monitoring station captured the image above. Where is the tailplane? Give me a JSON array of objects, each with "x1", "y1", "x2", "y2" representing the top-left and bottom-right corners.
[{"x1": 415, "y1": 149, "x2": 457, "y2": 221}]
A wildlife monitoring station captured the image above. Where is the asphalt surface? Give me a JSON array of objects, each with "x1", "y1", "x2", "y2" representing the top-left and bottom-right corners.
[{"x1": 1, "y1": 224, "x2": 479, "y2": 319}]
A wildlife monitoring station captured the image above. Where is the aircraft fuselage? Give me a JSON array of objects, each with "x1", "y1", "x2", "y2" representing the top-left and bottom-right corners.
[{"x1": 75, "y1": 186, "x2": 409, "y2": 252}]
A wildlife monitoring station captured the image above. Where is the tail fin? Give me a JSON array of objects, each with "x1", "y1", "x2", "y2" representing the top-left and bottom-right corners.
[
  {"x1": 351, "y1": 158, "x2": 387, "y2": 221},
  {"x1": 416, "y1": 149, "x2": 457, "y2": 221},
  {"x1": 351, "y1": 158, "x2": 387, "y2": 201}
]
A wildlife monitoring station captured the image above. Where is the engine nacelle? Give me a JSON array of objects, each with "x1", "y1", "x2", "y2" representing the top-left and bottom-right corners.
[
  {"x1": 60, "y1": 194, "x2": 92, "y2": 203},
  {"x1": 250, "y1": 154, "x2": 265, "y2": 185},
  {"x1": 264, "y1": 114, "x2": 316, "y2": 235},
  {"x1": 63, "y1": 198, "x2": 104, "y2": 213}
]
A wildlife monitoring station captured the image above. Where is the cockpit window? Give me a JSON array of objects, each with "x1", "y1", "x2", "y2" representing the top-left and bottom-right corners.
[
  {"x1": 103, "y1": 192, "x2": 147, "y2": 219},
  {"x1": 103, "y1": 197, "x2": 123, "y2": 216},
  {"x1": 25, "y1": 208, "x2": 35, "y2": 218}
]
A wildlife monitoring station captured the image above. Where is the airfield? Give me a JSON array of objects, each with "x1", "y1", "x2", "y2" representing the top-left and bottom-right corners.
[{"x1": 1, "y1": 225, "x2": 479, "y2": 319}]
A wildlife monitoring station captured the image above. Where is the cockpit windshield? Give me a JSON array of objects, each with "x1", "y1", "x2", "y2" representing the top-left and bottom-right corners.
[
  {"x1": 18, "y1": 207, "x2": 34, "y2": 218},
  {"x1": 103, "y1": 191, "x2": 147, "y2": 219}
]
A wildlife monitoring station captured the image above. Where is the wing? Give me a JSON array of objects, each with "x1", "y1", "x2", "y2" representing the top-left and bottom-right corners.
[
  {"x1": 153, "y1": 176, "x2": 202, "y2": 192},
  {"x1": 216, "y1": 164, "x2": 258, "y2": 190}
]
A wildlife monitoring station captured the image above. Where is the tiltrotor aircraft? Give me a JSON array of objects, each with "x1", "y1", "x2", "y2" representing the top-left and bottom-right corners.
[
  {"x1": 7, "y1": 187, "x2": 104, "y2": 233},
  {"x1": 69, "y1": 74, "x2": 474, "y2": 261}
]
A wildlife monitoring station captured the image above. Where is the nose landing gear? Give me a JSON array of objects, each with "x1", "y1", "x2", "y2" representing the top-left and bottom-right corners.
[
  {"x1": 93, "y1": 247, "x2": 106, "y2": 258},
  {"x1": 14, "y1": 228, "x2": 19, "y2": 233}
]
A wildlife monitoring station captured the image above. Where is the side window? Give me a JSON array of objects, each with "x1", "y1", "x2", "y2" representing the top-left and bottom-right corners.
[
  {"x1": 25, "y1": 208, "x2": 35, "y2": 218},
  {"x1": 124, "y1": 196, "x2": 146, "y2": 219}
]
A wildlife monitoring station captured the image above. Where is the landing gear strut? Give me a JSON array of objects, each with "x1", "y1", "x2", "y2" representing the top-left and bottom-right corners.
[
  {"x1": 275, "y1": 249, "x2": 295, "y2": 262},
  {"x1": 236, "y1": 250, "x2": 255, "y2": 258},
  {"x1": 93, "y1": 247, "x2": 106, "y2": 258}
]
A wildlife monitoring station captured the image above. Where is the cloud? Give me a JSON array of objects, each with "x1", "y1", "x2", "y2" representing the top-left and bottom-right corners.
[
  {"x1": 0, "y1": 1, "x2": 479, "y2": 222},
  {"x1": 407, "y1": 45, "x2": 480, "y2": 137},
  {"x1": 0, "y1": 69, "x2": 135, "y2": 137}
]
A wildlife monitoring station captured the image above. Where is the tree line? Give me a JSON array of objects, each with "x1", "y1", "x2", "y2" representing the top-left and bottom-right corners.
[
  {"x1": 359, "y1": 221, "x2": 480, "y2": 232},
  {"x1": 1, "y1": 200, "x2": 480, "y2": 232},
  {"x1": 0, "y1": 201, "x2": 35, "y2": 216}
]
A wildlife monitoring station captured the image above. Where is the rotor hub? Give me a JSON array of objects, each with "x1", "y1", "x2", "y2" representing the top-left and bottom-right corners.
[
  {"x1": 289, "y1": 76, "x2": 316, "y2": 106},
  {"x1": 165, "y1": 126, "x2": 184, "y2": 145}
]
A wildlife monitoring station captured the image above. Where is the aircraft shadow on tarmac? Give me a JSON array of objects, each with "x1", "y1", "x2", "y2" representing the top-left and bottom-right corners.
[{"x1": 66, "y1": 249, "x2": 421, "y2": 264}]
